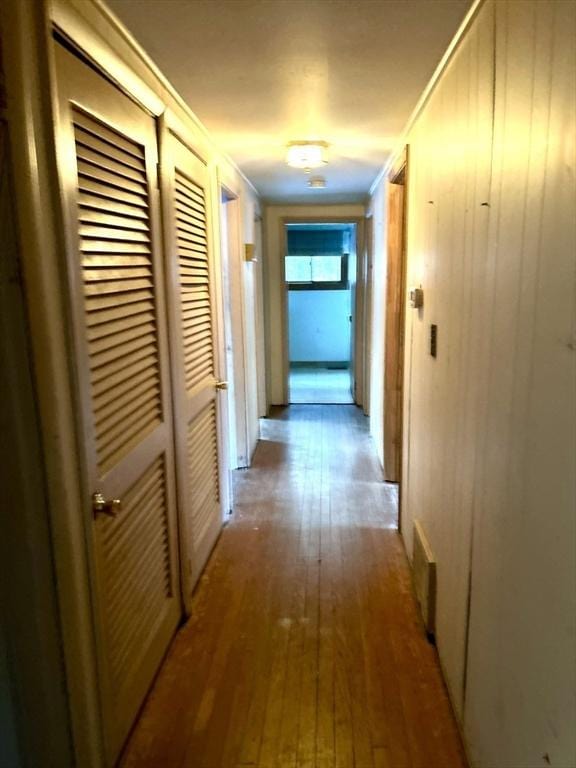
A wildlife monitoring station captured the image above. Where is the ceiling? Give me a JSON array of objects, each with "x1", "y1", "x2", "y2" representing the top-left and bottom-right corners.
[{"x1": 107, "y1": 0, "x2": 472, "y2": 204}]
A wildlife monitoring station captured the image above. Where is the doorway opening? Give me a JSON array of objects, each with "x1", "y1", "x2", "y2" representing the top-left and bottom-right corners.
[
  {"x1": 220, "y1": 185, "x2": 250, "y2": 520},
  {"x1": 285, "y1": 223, "x2": 356, "y2": 404}
]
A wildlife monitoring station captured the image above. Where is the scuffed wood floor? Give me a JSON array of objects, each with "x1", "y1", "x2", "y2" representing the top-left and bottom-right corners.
[{"x1": 120, "y1": 405, "x2": 467, "y2": 768}]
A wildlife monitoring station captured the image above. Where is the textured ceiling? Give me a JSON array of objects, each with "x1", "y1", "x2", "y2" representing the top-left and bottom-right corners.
[{"x1": 107, "y1": 0, "x2": 472, "y2": 203}]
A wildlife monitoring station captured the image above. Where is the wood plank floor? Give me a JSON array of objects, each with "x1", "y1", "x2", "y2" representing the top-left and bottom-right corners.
[{"x1": 120, "y1": 405, "x2": 467, "y2": 768}]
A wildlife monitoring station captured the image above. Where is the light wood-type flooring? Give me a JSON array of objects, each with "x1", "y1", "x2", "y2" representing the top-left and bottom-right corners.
[
  {"x1": 120, "y1": 405, "x2": 467, "y2": 768},
  {"x1": 289, "y1": 367, "x2": 354, "y2": 404}
]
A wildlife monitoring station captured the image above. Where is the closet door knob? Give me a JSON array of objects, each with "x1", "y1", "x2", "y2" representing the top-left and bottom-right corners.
[
  {"x1": 215, "y1": 380, "x2": 228, "y2": 390},
  {"x1": 92, "y1": 492, "x2": 121, "y2": 519}
]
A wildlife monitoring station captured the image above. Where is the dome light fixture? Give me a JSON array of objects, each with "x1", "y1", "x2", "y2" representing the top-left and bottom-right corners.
[{"x1": 286, "y1": 140, "x2": 329, "y2": 172}]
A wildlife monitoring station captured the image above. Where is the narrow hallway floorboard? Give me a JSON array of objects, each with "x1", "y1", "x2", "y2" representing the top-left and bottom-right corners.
[{"x1": 120, "y1": 405, "x2": 467, "y2": 768}]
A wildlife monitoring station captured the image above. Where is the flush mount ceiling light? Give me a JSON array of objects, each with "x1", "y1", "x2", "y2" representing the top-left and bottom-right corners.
[
  {"x1": 308, "y1": 176, "x2": 326, "y2": 189},
  {"x1": 286, "y1": 140, "x2": 329, "y2": 171}
]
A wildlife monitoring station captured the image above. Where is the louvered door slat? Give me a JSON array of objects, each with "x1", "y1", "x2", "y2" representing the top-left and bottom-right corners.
[
  {"x1": 175, "y1": 182, "x2": 205, "y2": 204},
  {"x1": 86, "y1": 289, "x2": 153, "y2": 312},
  {"x1": 84, "y1": 254, "x2": 152, "y2": 267},
  {"x1": 81, "y1": 241, "x2": 153, "y2": 256},
  {"x1": 183, "y1": 317, "x2": 211, "y2": 333},
  {"x1": 78, "y1": 161, "x2": 148, "y2": 197},
  {"x1": 75, "y1": 127, "x2": 145, "y2": 172},
  {"x1": 73, "y1": 109, "x2": 145, "y2": 159},
  {"x1": 76, "y1": 146, "x2": 148, "y2": 185},
  {"x1": 187, "y1": 403, "x2": 220, "y2": 544},
  {"x1": 80, "y1": 225, "x2": 151, "y2": 242},
  {"x1": 174, "y1": 169, "x2": 214, "y2": 394},
  {"x1": 87, "y1": 299, "x2": 155, "y2": 328},
  {"x1": 93, "y1": 367, "x2": 158, "y2": 412},
  {"x1": 80, "y1": 210, "x2": 150, "y2": 231},
  {"x1": 96, "y1": 404, "x2": 161, "y2": 468},
  {"x1": 89, "y1": 322, "x2": 155, "y2": 353},
  {"x1": 80, "y1": 194, "x2": 149, "y2": 220},
  {"x1": 79, "y1": 177, "x2": 148, "y2": 209},
  {"x1": 91, "y1": 349, "x2": 158, "y2": 393},
  {"x1": 95, "y1": 376, "x2": 159, "y2": 428},
  {"x1": 176, "y1": 212, "x2": 207, "y2": 231},
  {"x1": 87, "y1": 312, "x2": 156, "y2": 342},
  {"x1": 74, "y1": 110, "x2": 163, "y2": 474}
]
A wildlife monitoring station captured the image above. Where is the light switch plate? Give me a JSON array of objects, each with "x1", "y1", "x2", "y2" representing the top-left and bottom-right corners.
[{"x1": 409, "y1": 286, "x2": 424, "y2": 309}]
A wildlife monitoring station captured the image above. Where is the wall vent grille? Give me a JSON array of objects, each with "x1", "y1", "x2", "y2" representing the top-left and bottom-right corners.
[{"x1": 412, "y1": 519, "x2": 437, "y2": 636}]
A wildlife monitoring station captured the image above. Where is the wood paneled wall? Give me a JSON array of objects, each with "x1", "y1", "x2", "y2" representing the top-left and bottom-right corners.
[
  {"x1": 371, "y1": 1, "x2": 576, "y2": 765},
  {"x1": 464, "y1": 3, "x2": 576, "y2": 766}
]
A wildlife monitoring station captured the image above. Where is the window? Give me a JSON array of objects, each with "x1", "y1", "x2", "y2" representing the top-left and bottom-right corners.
[{"x1": 285, "y1": 254, "x2": 348, "y2": 290}]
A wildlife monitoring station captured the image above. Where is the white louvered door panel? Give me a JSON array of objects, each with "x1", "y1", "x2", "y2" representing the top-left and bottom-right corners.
[
  {"x1": 55, "y1": 46, "x2": 181, "y2": 766},
  {"x1": 161, "y1": 127, "x2": 225, "y2": 605}
]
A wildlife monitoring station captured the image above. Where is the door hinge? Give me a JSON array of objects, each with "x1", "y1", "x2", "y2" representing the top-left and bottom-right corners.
[{"x1": 155, "y1": 162, "x2": 161, "y2": 190}]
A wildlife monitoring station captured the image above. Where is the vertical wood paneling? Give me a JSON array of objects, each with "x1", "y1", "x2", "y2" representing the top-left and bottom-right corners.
[
  {"x1": 398, "y1": 1, "x2": 495, "y2": 716},
  {"x1": 383, "y1": 1, "x2": 576, "y2": 765},
  {"x1": 465, "y1": 2, "x2": 576, "y2": 766}
]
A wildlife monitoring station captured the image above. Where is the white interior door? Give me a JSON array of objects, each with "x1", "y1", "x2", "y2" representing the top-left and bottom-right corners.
[
  {"x1": 161, "y1": 126, "x2": 226, "y2": 602},
  {"x1": 54, "y1": 45, "x2": 181, "y2": 764}
]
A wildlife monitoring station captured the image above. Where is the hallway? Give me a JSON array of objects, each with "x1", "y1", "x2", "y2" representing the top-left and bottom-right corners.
[{"x1": 121, "y1": 406, "x2": 466, "y2": 768}]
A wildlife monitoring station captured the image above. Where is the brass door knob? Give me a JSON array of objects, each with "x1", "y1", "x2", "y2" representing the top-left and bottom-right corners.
[
  {"x1": 215, "y1": 380, "x2": 228, "y2": 390},
  {"x1": 92, "y1": 492, "x2": 121, "y2": 519}
]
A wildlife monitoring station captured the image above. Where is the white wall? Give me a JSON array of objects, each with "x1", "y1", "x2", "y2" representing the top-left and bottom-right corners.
[
  {"x1": 367, "y1": 184, "x2": 387, "y2": 468},
  {"x1": 217, "y1": 183, "x2": 261, "y2": 470},
  {"x1": 264, "y1": 204, "x2": 365, "y2": 404},
  {"x1": 240, "y1": 192, "x2": 263, "y2": 461},
  {"x1": 370, "y1": 1, "x2": 576, "y2": 766},
  {"x1": 288, "y1": 290, "x2": 351, "y2": 362}
]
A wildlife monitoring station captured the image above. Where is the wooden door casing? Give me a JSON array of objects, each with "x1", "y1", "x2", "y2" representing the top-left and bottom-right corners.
[{"x1": 384, "y1": 167, "x2": 407, "y2": 483}]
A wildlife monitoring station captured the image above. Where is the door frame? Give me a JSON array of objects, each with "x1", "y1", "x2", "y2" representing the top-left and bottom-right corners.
[
  {"x1": 280, "y1": 216, "x2": 366, "y2": 405},
  {"x1": 383, "y1": 147, "x2": 409, "y2": 516},
  {"x1": 219, "y1": 183, "x2": 251, "y2": 470},
  {"x1": 363, "y1": 213, "x2": 374, "y2": 416},
  {"x1": 0, "y1": 106, "x2": 74, "y2": 766},
  {"x1": 1, "y1": 3, "x2": 106, "y2": 765}
]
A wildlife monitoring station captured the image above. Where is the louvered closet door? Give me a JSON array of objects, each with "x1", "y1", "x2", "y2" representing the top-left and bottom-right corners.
[
  {"x1": 161, "y1": 129, "x2": 224, "y2": 602},
  {"x1": 54, "y1": 46, "x2": 181, "y2": 764}
]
